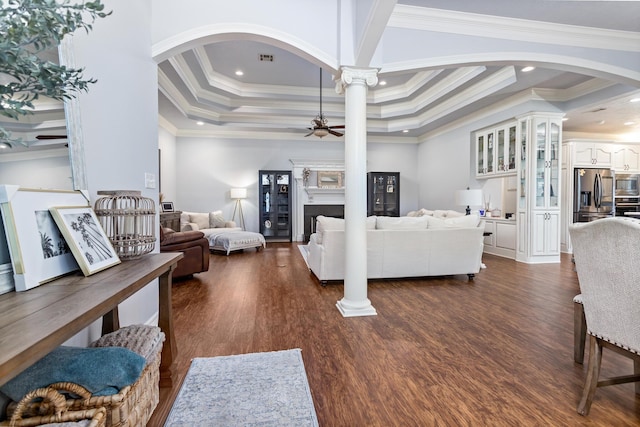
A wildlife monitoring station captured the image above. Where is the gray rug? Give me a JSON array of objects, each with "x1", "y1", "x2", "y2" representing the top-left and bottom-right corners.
[{"x1": 164, "y1": 349, "x2": 319, "y2": 427}]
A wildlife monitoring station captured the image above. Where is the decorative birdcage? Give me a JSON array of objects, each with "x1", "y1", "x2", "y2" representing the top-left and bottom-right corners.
[{"x1": 94, "y1": 190, "x2": 156, "y2": 260}]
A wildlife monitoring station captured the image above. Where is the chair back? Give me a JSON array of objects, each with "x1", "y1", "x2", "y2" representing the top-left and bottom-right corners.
[{"x1": 569, "y1": 217, "x2": 640, "y2": 354}]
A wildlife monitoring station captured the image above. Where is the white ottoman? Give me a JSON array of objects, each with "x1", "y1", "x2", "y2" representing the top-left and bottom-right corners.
[{"x1": 208, "y1": 231, "x2": 266, "y2": 255}]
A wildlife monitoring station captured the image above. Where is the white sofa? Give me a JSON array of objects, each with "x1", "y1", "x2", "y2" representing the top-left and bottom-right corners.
[
  {"x1": 307, "y1": 213, "x2": 485, "y2": 285},
  {"x1": 180, "y1": 210, "x2": 240, "y2": 235}
]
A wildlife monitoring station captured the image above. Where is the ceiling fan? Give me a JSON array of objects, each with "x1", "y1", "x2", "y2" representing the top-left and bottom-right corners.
[
  {"x1": 305, "y1": 68, "x2": 344, "y2": 138},
  {"x1": 35, "y1": 134, "x2": 67, "y2": 140}
]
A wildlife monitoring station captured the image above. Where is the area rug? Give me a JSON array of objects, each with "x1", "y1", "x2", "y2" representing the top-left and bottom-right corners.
[
  {"x1": 164, "y1": 349, "x2": 319, "y2": 427},
  {"x1": 297, "y1": 244, "x2": 310, "y2": 269}
]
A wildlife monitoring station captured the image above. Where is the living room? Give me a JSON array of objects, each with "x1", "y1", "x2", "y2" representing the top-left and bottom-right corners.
[{"x1": 0, "y1": 1, "x2": 639, "y2": 424}]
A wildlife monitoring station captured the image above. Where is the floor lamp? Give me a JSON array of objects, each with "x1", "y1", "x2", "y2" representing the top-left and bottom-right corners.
[{"x1": 230, "y1": 188, "x2": 247, "y2": 230}]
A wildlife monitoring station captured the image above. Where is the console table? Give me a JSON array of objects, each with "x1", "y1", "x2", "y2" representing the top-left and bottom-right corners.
[{"x1": 0, "y1": 252, "x2": 182, "y2": 388}]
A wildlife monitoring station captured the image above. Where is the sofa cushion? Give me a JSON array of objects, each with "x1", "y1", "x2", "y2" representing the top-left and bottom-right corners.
[
  {"x1": 426, "y1": 213, "x2": 480, "y2": 229},
  {"x1": 189, "y1": 212, "x2": 210, "y2": 230},
  {"x1": 376, "y1": 216, "x2": 429, "y2": 230},
  {"x1": 209, "y1": 210, "x2": 226, "y2": 228}
]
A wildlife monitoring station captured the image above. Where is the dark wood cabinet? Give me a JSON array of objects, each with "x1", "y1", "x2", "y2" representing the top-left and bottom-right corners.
[
  {"x1": 367, "y1": 172, "x2": 400, "y2": 216},
  {"x1": 160, "y1": 211, "x2": 182, "y2": 231},
  {"x1": 259, "y1": 170, "x2": 292, "y2": 241}
]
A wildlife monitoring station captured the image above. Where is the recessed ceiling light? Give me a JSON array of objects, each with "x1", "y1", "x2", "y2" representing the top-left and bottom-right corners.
[
  {"x1": 598, "y1": 120, "x2": 606, "y2": 125},
  {"x1": 562, "y1": 117, "x2": 569, "y2": 121},
  {"x1": 624, "y1": 121, "x2": 636, "y2": 126},
  {"x1": 379, "y1": 80, "x2": 387, "y2": 86},
  {"x1": 235, "y1": 70, "x2": 244, "y2": 76},
  {"x1": 521, "y1": 66, "x2": 535, "y2": 72},
  {"x1": 631, "y1": 98, "x2": 640, "y2": 103},
  {"x1": 402, "y1": 129, "x2": 409, "y2": 133},
  {"x1": 196, "y1": 121, "x2": 204, "y2": 126}
]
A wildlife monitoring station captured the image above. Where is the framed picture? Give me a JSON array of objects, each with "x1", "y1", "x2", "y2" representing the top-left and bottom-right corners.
[
  {"x1": 49, "y1": 206, "x2": 121, "y2": 276},
  {"x1": 317, "y1": 171, "x2": 343, "y2": 188},
  {"x1": 387, "y1": 185, "x2": 394, "y2": 193},
  {"x1": 162, "y1": 202, "x2": 174, "y2": 212},
  {"x1": 0, "y1": 186, "x2": 90, "y2": 291}
]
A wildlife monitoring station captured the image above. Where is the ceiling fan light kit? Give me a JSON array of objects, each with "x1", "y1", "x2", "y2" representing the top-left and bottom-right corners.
[{"x1": 306, "y1": 68, "x2": 345, "y2": 138}]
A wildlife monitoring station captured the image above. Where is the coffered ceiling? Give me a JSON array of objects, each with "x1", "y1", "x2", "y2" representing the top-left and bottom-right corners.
[
  {"x1": 2, "y1": 1, "x2": 639, "y2": 153},
  {"x1": 157, "y1": 1, "x2": 640, "y2": 142}
]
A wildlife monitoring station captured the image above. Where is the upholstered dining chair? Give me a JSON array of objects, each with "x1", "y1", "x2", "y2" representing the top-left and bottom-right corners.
[{"x1": 569, "y1": 217, "x2": 640, "y2": 416}]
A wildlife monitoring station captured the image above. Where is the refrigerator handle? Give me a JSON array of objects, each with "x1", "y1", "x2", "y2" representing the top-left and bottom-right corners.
[{"x1": 594, "y1": 173, "x2": 602, "y2": 208}]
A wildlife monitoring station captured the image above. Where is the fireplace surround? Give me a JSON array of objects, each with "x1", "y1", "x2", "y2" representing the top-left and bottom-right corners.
[{"x1": 303, "y1": 204, "x2": 344, "y2": 242}]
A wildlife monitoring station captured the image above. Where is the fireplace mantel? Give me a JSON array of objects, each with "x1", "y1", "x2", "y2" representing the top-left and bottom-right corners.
[{"x1": 289, "y1": 159, "x2": 346, "y2": 241}]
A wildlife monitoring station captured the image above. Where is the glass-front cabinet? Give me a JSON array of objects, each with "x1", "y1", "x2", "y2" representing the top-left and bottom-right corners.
[
  {"x1": 259, "y1": 170, "x2": 292, "y2": 241},
  {"x1": 367, "y1": 172, "x2": 400, "y2": 216},
  {"x1": 516, "y1": 113, "x2": 564, "y2": 263},
  {"x1": 476, "y1": 122, "x2": 517, "y2": 178}
]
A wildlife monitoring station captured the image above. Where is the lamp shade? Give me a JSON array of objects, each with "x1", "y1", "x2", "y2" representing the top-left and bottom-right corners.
[
  {"x1": 455, "y1": 188, "x2": 483, "y2": 207},
  {"x1": 230, "y1": 188, "x2": 247, "y2": 199}
]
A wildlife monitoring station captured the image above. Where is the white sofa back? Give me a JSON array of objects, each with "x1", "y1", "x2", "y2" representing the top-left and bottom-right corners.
[{"x1": 308, "y1": 214, "x2": 484, "y2": 282}]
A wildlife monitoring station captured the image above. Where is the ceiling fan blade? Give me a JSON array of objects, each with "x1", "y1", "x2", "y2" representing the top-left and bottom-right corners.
[
  {"x1": 329, "y1": 125, "x2": 345, "y2": 129},
  {"x1": 35, "y1": 135, "x2": 68, "y2": 140},
  {"x1": 328, "y1": 129, "x2": 344, "y2": 137},
  {"x1": 304, "y1": 130, "x2": 315, "y2": 137}
]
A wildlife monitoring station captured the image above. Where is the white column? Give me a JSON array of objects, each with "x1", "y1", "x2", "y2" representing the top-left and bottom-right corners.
[{"x1": 335, "y1": 67, "x2": 377, "y2": 317}]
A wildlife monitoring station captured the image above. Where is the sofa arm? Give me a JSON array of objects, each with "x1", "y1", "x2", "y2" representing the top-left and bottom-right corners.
[{"x1": 162, "y1": 230, "x2": 205, "y2": 246}]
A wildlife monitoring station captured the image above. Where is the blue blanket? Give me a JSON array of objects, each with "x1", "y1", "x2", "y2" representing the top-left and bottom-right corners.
[{"x1": 0, "y1": 346, "x2": 145, "y2": 401}]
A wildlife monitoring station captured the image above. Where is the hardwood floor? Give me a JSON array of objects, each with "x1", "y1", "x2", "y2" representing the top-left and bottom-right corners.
[{"x1": 148, "y1": 244, "x2": 640, "y2": 426}]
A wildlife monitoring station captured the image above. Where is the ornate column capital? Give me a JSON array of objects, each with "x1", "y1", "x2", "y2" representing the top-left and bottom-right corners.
[{"x1": 335, "y1": 67, "x2": 378, "y2": 94}]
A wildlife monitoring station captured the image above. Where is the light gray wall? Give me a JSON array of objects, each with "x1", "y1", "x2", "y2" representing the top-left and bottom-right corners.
[
  {"x1": 159, "y1": 127, "x2": 177, "y2": 203},
  {"x1": 0, "y1": 151, "x2": 72, "y2": 190},
  {"x1": 173, "y1": 137, "x2": 419, "y2": 233},
  {"x1": 62, "y1": 0, "x2": 156, "y2": 345}
]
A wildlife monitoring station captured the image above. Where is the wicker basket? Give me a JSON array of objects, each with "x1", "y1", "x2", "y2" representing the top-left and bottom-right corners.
[
  {"x1": 7, "y1": 332, "x2": 162, "y2": 427},
  {"x1": 1, "y1": 386, "x2": 106, "y2": 427}
]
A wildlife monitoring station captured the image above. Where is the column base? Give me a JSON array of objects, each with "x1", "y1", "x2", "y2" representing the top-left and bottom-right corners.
[{"x1": 336, "y1": 298, "x2": 377, "y2": 317}]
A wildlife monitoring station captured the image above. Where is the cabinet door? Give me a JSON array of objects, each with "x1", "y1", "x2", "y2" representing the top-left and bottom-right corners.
[
  {"x1": 613, "y1": 146, "x2": 640, "y2": 171},
  {"x1": 534, "y1": 121, "x2": 547, "y2": 208},
  {"x1": 548, "y1": 122, "x2": 560, "y2": 208},
  {"x1": 259, "y1": 170, "x2": 291, "y2": 240},
  {"x1": 367, "y1": 172, "x2": 400, "y2": 216},
  {"x1": 476, "y1": 134, "x2": 486, "y2": 176},
  {"x1": 532, "y1": 211, "x2": 560, "y2": 256},
  {"x1": 507, "y1": 124, "x2": 517, "y2": 173},
  {"x1": 486, "y1": 131, "x2": 495, "y2": 174},
  {"x1": 592, "y1": 144, "x2": 613, "y2": 166},
  {"x1": 483, "y1": 220, "x2": 495, "y2": 246},
  {"x1": 496, "y1": 129, "x2": 506, "y2": 173}
]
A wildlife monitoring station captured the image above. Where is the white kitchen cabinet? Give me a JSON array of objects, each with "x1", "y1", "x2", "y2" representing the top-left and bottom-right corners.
[
  {"x1": 516, "y1": 112, "x2": 563, "y2": 263},
  {"x1": 475, "y1": 122, "x2": 517, "y2": 178},
  {"x1": 531, "y1": 211, "x2": 560, "y2": 256},
  {"x1": 612, "y1": 145, "x2": 640, "y2": 172},
  {"x1": 572, "y1": 142, "x2": 613, "y2": 167},
  {"x1": 483, "y1": 218, "x2": 516, "y2": 259}
]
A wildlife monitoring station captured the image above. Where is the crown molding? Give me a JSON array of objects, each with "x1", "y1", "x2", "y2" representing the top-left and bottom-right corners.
[{"x1": 389, "y1": 5, "x2": 640, "y2": 52}]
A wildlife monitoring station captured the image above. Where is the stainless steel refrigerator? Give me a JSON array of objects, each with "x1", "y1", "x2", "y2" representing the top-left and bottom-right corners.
[{"x1": 573, "y1": 168, "x2": 615, "y2": 222}]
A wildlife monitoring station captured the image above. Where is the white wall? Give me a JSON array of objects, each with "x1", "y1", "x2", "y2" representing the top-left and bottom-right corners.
[
  {"x1": 62, "y1": 0, "x2": 157, "y2": 345},
  {"x1": 173, "y1": 137, "x2": 419, "y2": 233},
  {"x1": 159, "y1": 127, "x2": 177, "y2": 203}
]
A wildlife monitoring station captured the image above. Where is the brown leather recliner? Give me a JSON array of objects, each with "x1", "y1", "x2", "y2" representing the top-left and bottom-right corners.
[{"x1": 159, "y1": 227, "x2": 210, "y2": 278}]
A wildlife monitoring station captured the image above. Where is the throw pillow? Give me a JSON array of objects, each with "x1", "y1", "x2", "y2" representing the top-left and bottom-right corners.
[
  {"x1": 376, "y1": 216, "x2": 429, "y2": 230},
  {"x1": 209, "y1": 211, "x2": 226, "y2": 228},
  {"x1": 189, "y1": 212, "x2": 209, "y2": 230},
  {"x1": 182, "y1": 223, "x2": 198, "y2": 231}
]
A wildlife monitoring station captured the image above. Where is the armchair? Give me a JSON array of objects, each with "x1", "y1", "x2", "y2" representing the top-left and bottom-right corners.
[
  {"x1": 159, "y1": 227, "x2": 210, "y2": 279},
  {"x1": 569, "y1": 217, "x2": 640, "y2": 415}
]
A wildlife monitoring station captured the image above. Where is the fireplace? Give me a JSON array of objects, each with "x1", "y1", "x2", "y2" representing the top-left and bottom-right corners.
[{"x1": 303, "y1": 204, "x2": 344, "y2": 242}]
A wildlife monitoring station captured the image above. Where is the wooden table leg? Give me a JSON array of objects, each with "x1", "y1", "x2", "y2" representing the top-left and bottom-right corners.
[
  {"x1": 158, "y1": 265, "x2": 177, "y2": 387},
  {"x1": 102, "y1": 307, "x2": 120, "y2": 335}
]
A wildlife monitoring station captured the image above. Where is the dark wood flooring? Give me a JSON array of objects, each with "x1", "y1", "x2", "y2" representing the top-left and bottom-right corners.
[{"x1": 147, "y1": 244, "x2": 640, "y2": 426}]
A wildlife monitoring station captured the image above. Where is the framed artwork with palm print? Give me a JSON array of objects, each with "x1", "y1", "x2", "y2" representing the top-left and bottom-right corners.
[
  {"x1": 49, "y1": 206, "x2": 120, "y2": 276},
  {"x1": 0, "y1": 186, "x2": 90, "y2": 291}
]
